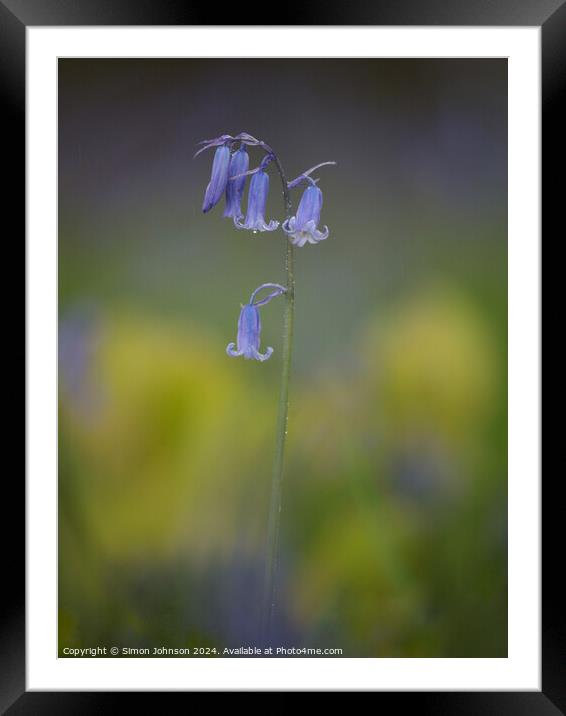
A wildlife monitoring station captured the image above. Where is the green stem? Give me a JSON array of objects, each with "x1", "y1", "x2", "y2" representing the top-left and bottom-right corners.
[{"x1": 261, "y1": 152, "x2": 295, "y2": 644}]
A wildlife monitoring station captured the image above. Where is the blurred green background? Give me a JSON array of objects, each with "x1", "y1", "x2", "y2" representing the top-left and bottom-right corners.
[{"x1": 58, "y1": 59, "x2": 507, "y2": 657}]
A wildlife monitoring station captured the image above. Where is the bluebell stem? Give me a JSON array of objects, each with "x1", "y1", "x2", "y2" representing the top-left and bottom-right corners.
[
  {"x1": 235, "y1": 170, "x2": 279, "y2": 232},
  {"x1": 224, "y1": 145, "x2": 249, "y2": 220},
  {"x1": 196, "y1": 131, "x2": 335, "y2": 645},
  {"x1": 282, "y1": 180, "x2": 329, "y2": 247},
  {"x1": 226, "y1": 283, "x2": 286, "y2": 362},
  {"x1": 202, "y1": 144, "x2": 231, "y2": 213}
]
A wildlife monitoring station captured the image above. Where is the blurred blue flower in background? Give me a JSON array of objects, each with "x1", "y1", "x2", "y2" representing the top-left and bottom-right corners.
[{"x1": 59, "y1": 304, "x2": 100, "y2": 415}]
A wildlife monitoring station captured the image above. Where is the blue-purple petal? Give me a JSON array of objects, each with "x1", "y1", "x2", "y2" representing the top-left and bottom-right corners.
[
  {"x1": 202, "y1": 145, "x2": 231, "y2": 213},
  {"x1": 224, "y1": 146, "x2": 249, "y2": 219}
]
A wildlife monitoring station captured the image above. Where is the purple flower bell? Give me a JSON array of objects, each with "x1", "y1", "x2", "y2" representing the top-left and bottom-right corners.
[
  {"x1": 202, "y1": 144, "x2": 231, "y2": 214},
  {"x1": 282, "y1": 183, "x2": 329, "y2": 247},
  {"x1": 226, "y1": 283, "x2": 286, "y2": 362},
  {"x1": 224, "y1": 145, "x2": 249, "y2": 220},
  {"x1": 235, "y1": 170, "x2": 279, "y2": 232}
]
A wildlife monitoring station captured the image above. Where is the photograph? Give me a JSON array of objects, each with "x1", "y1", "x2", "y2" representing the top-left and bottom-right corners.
[{"x1": 57, "y1": 57, "x2": 508, "y2": 659}]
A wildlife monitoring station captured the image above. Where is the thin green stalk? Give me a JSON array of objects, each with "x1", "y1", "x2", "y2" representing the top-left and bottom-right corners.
[{"x1": 261, "y1": 153, "x2": 295, "y2": 644}]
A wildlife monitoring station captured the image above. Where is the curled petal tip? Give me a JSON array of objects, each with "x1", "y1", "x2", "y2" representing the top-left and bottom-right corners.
[
  {"x1": 281, "y1": 217, "x2": 294, "y2": 234},
  {"x1": 256, "y1": 346, "x2": 274, "y2": 362},
  {"x1": 309, "y1": 222, "x2": 329, "y2": 242}
]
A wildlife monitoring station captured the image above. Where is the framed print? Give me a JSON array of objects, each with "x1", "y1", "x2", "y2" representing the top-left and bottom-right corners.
[{"x1": 5, "y1": 0, "x2": 556, "y2": 708}]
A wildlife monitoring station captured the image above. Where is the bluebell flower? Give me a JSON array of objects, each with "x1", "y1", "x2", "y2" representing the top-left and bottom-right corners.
[
  {"x1": 282, "y1": 183, "x2": 329, "y2": 247},
  {"x1": 226, "y1": 283, "x2": 286, "y2": 362},
  {"x1": 224, "y1": 145, "x2": 249, "y2": 220},
  {"x1": 235, "y1": 170, "x2": 279, "y2": 232},
  {"x1": 202, "y1": 144, "x2": 231, "y2": 213}
]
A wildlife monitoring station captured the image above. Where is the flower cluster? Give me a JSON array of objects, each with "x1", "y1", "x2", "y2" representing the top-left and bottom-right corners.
[{"x1": 197, "y1": 132, "x2": 334, "y2": 361}]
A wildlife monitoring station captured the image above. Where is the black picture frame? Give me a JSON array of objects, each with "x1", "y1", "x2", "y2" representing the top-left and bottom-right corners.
[{"x1": 6, "y1": 0, "x2": 554, "y2": 709}]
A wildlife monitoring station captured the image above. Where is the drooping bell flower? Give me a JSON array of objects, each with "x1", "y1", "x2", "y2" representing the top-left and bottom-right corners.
[
  {"x1": 282, "y1": 183, "x2": 329, "y2": 247},
  {"x1": 235, "y1": 170, "x2": 279, "y2": 232},
  {"x1": 224, "y1": 145, "x2": 249, "y2": 220},
  {"x1": 202, "y1": 144, "x2": 231, "y2": 213},
  {"x1": 226, "y1": 283, "x2": 286, "y2": 362}
]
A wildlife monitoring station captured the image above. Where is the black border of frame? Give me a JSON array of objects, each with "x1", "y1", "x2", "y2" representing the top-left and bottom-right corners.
[{"x1": 6, "y1": 0, "x2": 556, "y2": 710}]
